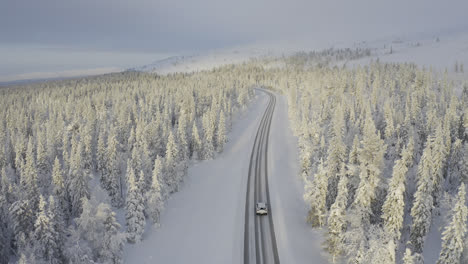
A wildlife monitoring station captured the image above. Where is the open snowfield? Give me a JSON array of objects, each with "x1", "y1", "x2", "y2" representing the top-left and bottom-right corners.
[
  {"x1": 124, "y1": 90, "x2": 328, "y2": 263},
  {"x1": 350, "y1": 30, "x2": 468, "y2": 73}
]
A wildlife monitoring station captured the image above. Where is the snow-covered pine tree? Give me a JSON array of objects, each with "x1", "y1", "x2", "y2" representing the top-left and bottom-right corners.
[
  {"x1": 365, "y1": 225, "x2": 395, "y2": 263},
  {"x1": 325, "y1": 104, "x2": 346, "y2": 208},
  {"x1": 47, "y1": 195, "x2": 64, "y2": 262},
  {"x1": 382, "y1": 145, "x2": 410, "y2": 241},
  {"x1": 177, "y1": 110, "x2": 189, "y2": 160},
  {"x1": 384, "y1": 101, "x2": 396, "y2": 143},
  {"x1": 8, "y1": 199, "x2": 33, "y2": 251},
  {"x1": 202, "y1": 111, "x2": 215, "y2": 159},
  {"x1": 36, "y1": 128, "x2": 50, "y2": 190},
  {"x1": 106, "y1": 128, "x2": 123, "y2": 207},
  {"x1": 33, "y1": 195, "x2": 60, "y2": 263},
  {"x1": 73, "y1": 197, "x2": 102, "y2": 263},
  {"x1": 68, "y1": 140, "x2": 90, "y2": 217},
  {"x1": 21, "y1": 137, "x2": 39, "y2": 213},
  {"x1": 51, "y1": 156, "x2": 69, "y2": 220},
  {"x1": 130, "y1": 142, "x2": 140, "y2": 177},
  {"x1": 0, "y1": 189, "x2": 12, "y2": 263},
  {"x1": 165, "y1": 131, "x2": 179, "y2": 192},
  {"x1": 410, "y1": 139, "x2": 435, "y2": 253},
  {"x1": 216, "y1": 110, "x2": 227, "y2": 152},
  {"x1": 127, "y1": 127, "x2": 136, "y2": 153},
  {"x1": 125, "y1": 165, "x2": 146, "y2": 243},
  {"x1": 191, "y1": 121, "x2": 202, "y2": 159},
  {"x1": 97, "y1": 203, "x2": 125, "y2": 264},
  {"x1": 431, "y1": 125, "x2": 447, "y2": 204},
  {"x1": 353, "y1": 108, "x2": 386, "y2": 221},
  {"x1": 146, "y1": 156, "x2": 164, "y2": 225},
  {"x1": 349, "y1": 135, "x2": 359, "y2": 165},
  {"x1": 96, "y1": 125, "x2": 107, "y2": 178},
  {"x1": 327, "y1": 171, "x2": 348, "y2": 262},
  {"x1": 82, "y1": 124, "x2": 94, "y2": 174},
  {"x1": 461, "y1": 143, "x2": 468, "y2": 184},
  {"x1": 304, "y1": 160, "x2": 328, "y2": 227},
  {"x1": 437, "y1": 183, "x2": 467, "y2": 264},
  {"x1": 346, "y1": 135, "x2": 360, "y2": 204}
]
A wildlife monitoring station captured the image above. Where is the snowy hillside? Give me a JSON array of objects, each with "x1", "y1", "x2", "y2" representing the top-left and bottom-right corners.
[
  {"x1": 135, "y1": 30, "x2": 468, "y2": 78},
  {"x1": 349, "y1": 30, "x2": 468, "y2": 74},
  {"x1": 133, "y1": 47, "x2": 275, "y2": 75}
]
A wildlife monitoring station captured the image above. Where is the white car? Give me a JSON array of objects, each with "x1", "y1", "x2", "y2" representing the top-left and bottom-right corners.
[{"x1": 256, "y1": 202, "x2": 268, "y2": 215}]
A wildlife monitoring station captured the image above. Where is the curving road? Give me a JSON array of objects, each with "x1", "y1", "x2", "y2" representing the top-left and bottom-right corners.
[{"x1": 244, "y1": 89, "x2": 280, "y2": 264}]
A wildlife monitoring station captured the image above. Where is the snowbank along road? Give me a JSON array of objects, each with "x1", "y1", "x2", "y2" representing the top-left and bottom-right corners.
[{"x1": 244, "y1": 89, "x2": 280, "y2": 264}]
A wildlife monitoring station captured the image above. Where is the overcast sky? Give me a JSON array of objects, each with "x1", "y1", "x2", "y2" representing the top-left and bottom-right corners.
[{"x1": 1, "y1": 0, "x2": 468, "y2": 81}]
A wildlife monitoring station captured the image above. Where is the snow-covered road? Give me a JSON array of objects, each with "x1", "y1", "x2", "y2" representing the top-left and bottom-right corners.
[
  {"x1": 124, "y1": 90, "x2": 328, "y2": 264},
  {"x1": 244, "y1": 89, "x2": 279, "y2": 264}
]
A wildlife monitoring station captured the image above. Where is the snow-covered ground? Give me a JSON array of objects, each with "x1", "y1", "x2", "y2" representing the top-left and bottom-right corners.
[
  {"x1": 349, "y1": 30, "x2": 468, "y2": 73},
  {"x1": 133, "y1": 47, "x2": 276, "y2": 75},
  {"x1": 268, "y1": 92, "x2": 328, "y2": 264},
  {"x1": 124, "y1": 90, "x2": 327, "y2": 263}
]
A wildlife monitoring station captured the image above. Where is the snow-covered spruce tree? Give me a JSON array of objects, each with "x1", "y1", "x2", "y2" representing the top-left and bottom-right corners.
[
  {"x1": 190, "y1": 121, "x2": 202, "y2": 159},
  {"x1": 216, "y1": 110, "x2": 227, "y2": 152},
  {"x1": 326, "y1": 171, "x2": 348, "y2": 263},
  {"x1": 52, "y1": 156, "x2": 69, "y2": 220},
  {"x1": 437, "y1": 183, "x2": 467, "y2": 264},
  {"x1": 353, "y1": 108, "x2": 386, "y2": 222},
  {"x1": 177, "y1": 110, "x2": 189, "y2": 160},
  {"x1": 97, "y1": 203, "x2": 125, "y2": 264},
  {"x1": 383, "y1": 101, "x2": 396, "y2": 145},
  {"x1": 364, "y1": 225, "x2": 395, "y2": 264},
  {"x1": 75, "y1": 197, "x2": 125, "y2": 263},
  {"x1": 9, "y1": 138, "x2": 38, "y2": 248},
  {"x1": 0, "y1": 189, "x2": 12, "y2": 263},
  {"x1": 431, "y1": 125, "x2": 447, "y2": 205},
  {"x1": 96, "y1": 125, "x2": 107, "y2": 178},
  {"x1": 33, "y1": 195, "x2": 60, "y2": 263},
  {"x1": 410, "y1": 139, "x2": 435, "y2": 253},
  {"x1": 300, "y1": 141, "x2": 313, "y2": 180},
  {"x1": 447, "y1": 139, "x2": 464, "y2": 187},
  {"x1": 146, "y1": 156, "x2": 164, "y2": 225},
  {"x1": 68, "y1": 140, "x2": 90, "y2": 217},
  {"x1": 82, "y1": 124, "x2": 94, "y2": 174},
  {"x1": 47, "y1": 196, "x2": 65, "y2": 262},
  {"x1": 325, "y1": 104, "x2": 347, "y2": 209},
  {"x1": 64, "y1": 226, "x2": 95, "y2": 264},
  {"x1": 304, "y1": 160, "x2": 328, "y2": 227},
  {"x1": 130, "y1": 142, "x2": 143, "y2": 180},
  {"x1": 8, "y1": 199, "x2": 32, "y2": 252},
  {"x1": 202, "y1": 110, "x2": 215, "y2": 159},
  {"x1": 36, "y1": 128, "x2": 50, "y2": 190},
  {"x1": 346, "y1": 135, "x2": 360, "y2": 204},
  {"x1": 382, "y1": 145, "x2": 410, "y2": 242},
  {"x1": 106, "y1": 128, "x2": 123, "y2": 207},
  {"x1": 21, "y1": 137, "x2": 39, "y2": 214},
  {"x1": 165, "y1": 131, "x2": 179, "y2": 193},
  {"x1": 461, "y1": 143, "x2": 468, "y2": 184},
  {"x1": 125, "y1": 165, "x2": 146, "y2": 243}
]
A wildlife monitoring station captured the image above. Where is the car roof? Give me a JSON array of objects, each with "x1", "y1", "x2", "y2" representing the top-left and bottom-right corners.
[{"x1": 257, "y1": 202, "x2": 266, "y2": 206}]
